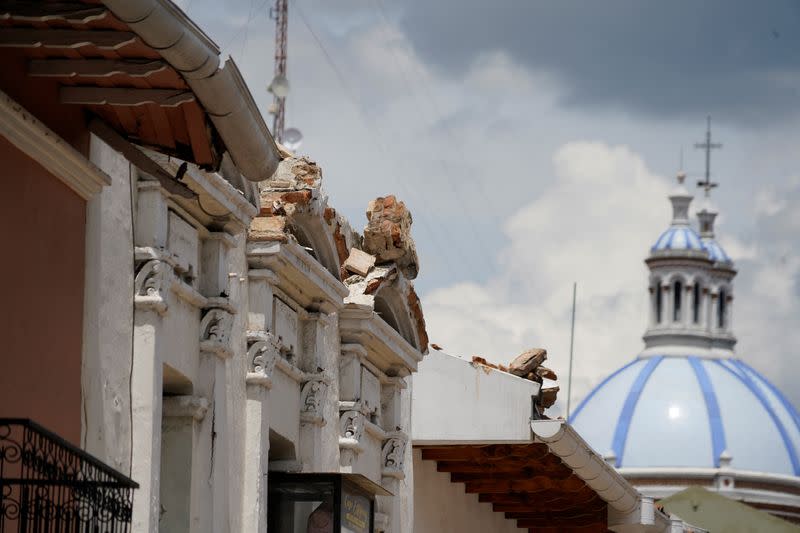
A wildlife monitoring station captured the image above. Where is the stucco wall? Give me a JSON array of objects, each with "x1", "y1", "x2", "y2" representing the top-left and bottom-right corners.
[
  {"x1": 413, "y1": 449, "x2": 523, "y2": 533},
  {"x1": 412, "y1": 351, "x2": 538, "y2": 444},
  {"x1": 0, "y1": 136, "x2": 85, "y2": 444},
  {"x1": 82, "y1": 134, "x2": 134, "y2": 473}
]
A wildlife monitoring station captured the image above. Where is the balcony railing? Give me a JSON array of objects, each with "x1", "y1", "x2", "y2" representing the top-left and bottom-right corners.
[{"x1": 0, "y1": 419, "x2": 137, "y2": 533}]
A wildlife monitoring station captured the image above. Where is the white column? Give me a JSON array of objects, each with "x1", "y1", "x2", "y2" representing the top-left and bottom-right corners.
[
  {"x1": 708, "y1": 292, "x2": 718, "y2": 334},
  {"x1": 726, "y1": 294, "x2": 733, "y2": 332},
  {"x1": 82, "y1": 134, "x2": 133, "y2": 474},
  {"x1": 241, "y1": 336, "x2": 277, "y2": 532},
  {"x1": 131, "y1": 312, "x2": 165, "y2": 533},
  {"x1": 682, "y1": 284, "x2": 692, "y2": 328},
  {"x1": 159, "y1": 396, "x2": 209, "y2": 533},
  {"x1": 647, "y1": 287, "x2": 656, "y2": 328},
  {"x1": 299, "y1": 309, "x2": 340, "y2": 472}
]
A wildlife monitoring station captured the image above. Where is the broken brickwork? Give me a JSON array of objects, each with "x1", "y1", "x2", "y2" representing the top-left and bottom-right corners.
[
  {"x1": 470, "y1": 347, "x2": 559, "y2": 417},
  {"x1": 247, "y1": 156, "x2": 428, "y2": 353}
]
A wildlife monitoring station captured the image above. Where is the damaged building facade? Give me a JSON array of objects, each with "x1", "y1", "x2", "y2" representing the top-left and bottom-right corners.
[
  {"x1": 0, "y1": 1, "x2": 716, "y2": 532},
  {"x1": 0, "y1": 0, "x2": 427, "y2": 531}
]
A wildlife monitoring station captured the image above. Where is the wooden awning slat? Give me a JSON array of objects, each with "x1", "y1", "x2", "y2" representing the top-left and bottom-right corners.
[
  {"x1": 1, "y1": 2, "x2": 108, "y2": 24},
  {"x1": 60, "y1": 86, "x2": 194, "y2": 107},
  {"x1": 463, "y1": 474, "x2": 586, "y2": 494},
  {"x1": 419, "y1": 443, "x2": 610, "y2": 530},
  {"x1": 29, "y1": 58, "x2": 167, "y2": 78},
  {"x1": 0, "y1": 28, "x2": 136, "y2": 50}
]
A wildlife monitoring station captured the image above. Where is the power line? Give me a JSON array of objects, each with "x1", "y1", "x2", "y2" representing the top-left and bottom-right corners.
[
  {"x1": 219, "y1": 0, "x2": 272, "y2": 54},
  {"x1": 368, "y1": 0, "x2": 509, "y2": 242},
  {"x1": 290, "y1": 0, "x2": 486, "y2": 280}
]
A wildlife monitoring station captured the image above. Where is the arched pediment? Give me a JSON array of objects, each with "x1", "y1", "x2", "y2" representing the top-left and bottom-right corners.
[
  {"x1": 373, "y1": 286, "x2": 419, "y2": 351},
  {"x1": 288, "y1": 214, "x2": 341, "y2": 279}
]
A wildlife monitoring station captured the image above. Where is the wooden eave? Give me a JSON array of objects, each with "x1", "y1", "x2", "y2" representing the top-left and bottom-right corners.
[
  {"x1": 0, "y1": 0, "x2": 221, "y2": 169},
  {"x1": 418, "y1": 443, "x2": 609, "y2": 533}
]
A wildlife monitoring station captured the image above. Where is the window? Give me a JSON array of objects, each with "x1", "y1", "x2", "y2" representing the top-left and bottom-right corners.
[
  {"x1": 673, "y1": 280, "x2": 682, "y2": 322},
  {"x1": 655, "y1": 283, "x2": 663, "y2": 323},
  {"x1": 718, "y1": 289, "x2": 727, "y2": 329},
  {"x1": 692, "y1": 284, "x2": 701, "y2": 324},
  {"x1": 268, "y1": 473, "x2": 380, "y2": 533}
]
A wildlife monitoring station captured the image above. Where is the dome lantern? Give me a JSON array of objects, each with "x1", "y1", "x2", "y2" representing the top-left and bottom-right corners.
[{"x1": 571, "y1": 120, "x2": 800, "y2": 522}]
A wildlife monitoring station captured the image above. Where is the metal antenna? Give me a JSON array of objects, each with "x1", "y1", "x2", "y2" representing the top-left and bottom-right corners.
[
  {"x1": 694, "y1": 115, "x2": 722, "y2": 197},
  {"x1": 270, "y1": 0, "x2": 288, "y2": 143},
  {"x1": 566, "y1": 282, "x2": 577, "y2": 421}
]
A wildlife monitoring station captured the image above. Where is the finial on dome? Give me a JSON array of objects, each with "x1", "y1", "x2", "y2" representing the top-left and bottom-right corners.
[
  {"x1": 669, "y1": 170, "x2": 693, "y2": 225},
  {"x1": 719, "y1": 450, "x2": 733, "y2": 469},
  {"x1": 695, "y1": 115, "x2": 722, "y2": 198},
  {"x1": 697, "y1": 198, "x2": 718, "y2": 238}
]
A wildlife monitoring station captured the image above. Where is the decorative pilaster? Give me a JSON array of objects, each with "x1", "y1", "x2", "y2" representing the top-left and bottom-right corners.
[
  {"x1": 134, "y1": 259, "x2": 169, "y2": 315},
  {"x1": 339, "y1": 408, "x2": 366, "y2": 470},
  {"x1": 381, "y1": 435, "x2": 407, "y2": 479},
  {"x1": 199, "y1": 308, "x2": 234, "y2": 359},
  {"x1": 300, "y1": 378, "x2": 328, "y2": 425},
  {"x1": 242, "y1": 333, "x2": 280, "y2": 533}
]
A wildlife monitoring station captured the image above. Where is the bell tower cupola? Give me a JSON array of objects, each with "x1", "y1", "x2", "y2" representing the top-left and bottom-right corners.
[{"x1": 642, "y1": 118, "x2": 736, "y2": 357}]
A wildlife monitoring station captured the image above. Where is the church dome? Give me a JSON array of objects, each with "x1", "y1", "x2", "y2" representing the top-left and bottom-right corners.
[
  {"x1": 571, "y1": 356, "x2": 800, "y2": 476},
  {"x1": 651, "y1": 226, "x2": 705, "y2": 253},
  {"x1": 702, "y1": 237, "x2": 731, "y2": 263}
]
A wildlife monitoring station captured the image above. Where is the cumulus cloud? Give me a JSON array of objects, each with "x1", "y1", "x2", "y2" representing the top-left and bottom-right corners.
[
  {"x1": 735, "y1": 177, "x2": 800, "y2": 405},
  {"x1": 182, "y1": 0, "x2": 800, "y2": 411},
  {"x1": 426, "y1": 144, "x2": 800, "y2": 412},
  {"x1": 398, "y1": 0, "x2": 800, "y2": 125},
  {"x1": 424, "y1": 142, "x2": 670, "y2": 415}
]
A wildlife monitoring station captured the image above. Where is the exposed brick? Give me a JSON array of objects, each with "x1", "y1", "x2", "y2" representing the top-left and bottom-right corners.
[
  {"x1": 407, "y1": 286, "x2": 428, "y2": 350},
  {"x1": 364, "y1": 195, "x2": 419, "y2": 279},
  {"x1": 248, "y1": 216, "x2": 288, "y2": 242},
  {"x1": 344, "y1": 248, "x2": 376, "y2": 277},
  {"x1": 281, "y1": 190, "x2": 312, "y2": 205}
]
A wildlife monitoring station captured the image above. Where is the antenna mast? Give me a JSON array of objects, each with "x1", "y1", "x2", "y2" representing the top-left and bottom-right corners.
[
  {"x1": 270, "y1": 0, "x2": 288, "y2": 143},
  {"x1": 694, "y1": 115, "x2": 722, "y2": 197},
  {"x1": 566, "y1": 282, "x2": 577, "y2": 421}
]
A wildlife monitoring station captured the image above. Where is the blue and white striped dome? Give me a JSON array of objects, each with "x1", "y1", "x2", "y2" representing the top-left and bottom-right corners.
[
  {"x1": 703, "y1": 238, "x2": 731, "y2": 263},
  {"x1": 572, "y1": 356, "x2": 800, "y2": 476},
  {"x1": 651, "y1": 227, "x2": 705, "y2": 253}
]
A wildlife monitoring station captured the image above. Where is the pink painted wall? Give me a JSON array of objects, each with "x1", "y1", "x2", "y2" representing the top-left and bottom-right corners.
[{"x1": 0, "y1": 136, "x2": 85, "y2": 445}]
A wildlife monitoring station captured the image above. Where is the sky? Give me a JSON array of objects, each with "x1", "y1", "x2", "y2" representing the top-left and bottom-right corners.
[{"x1": 180, "y1": 0, "x2": 800, "y2": 413}]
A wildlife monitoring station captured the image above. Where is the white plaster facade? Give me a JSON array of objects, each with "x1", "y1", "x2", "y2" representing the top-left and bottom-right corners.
[
  {"x1": 412, "y1": 352, "x2": 700, "y2": 532},
  {"x1": 76, "y1": 132, "x2": 429, "y2": 533}
]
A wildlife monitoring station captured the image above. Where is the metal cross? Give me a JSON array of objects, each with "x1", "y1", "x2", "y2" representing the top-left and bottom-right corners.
[{"x1": 694, "y1": 115, "x2": 722, "y2": 197}]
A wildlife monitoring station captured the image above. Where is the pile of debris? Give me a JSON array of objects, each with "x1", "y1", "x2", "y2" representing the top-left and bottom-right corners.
[
  {"x1": 247, "y1": 157, "x2": 428, "y2": 351},
  {"x1": 248, "y1": 156, "x2": 361, "y2": 276},
  {"x1": 342, "y1": 195, "x2": 427, "y2": 350},
  {"x1": 471, "y1": 348, "x2": 559, "y2": 417}
]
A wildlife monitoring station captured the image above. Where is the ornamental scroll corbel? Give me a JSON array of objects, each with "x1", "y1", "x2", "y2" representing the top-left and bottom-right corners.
[
  {"x1": 339, "y1": 411, "x2": 365, "y2": 446},
  {"x1": 200, "y1": 308, "x2": 234, "y2": 359},
  {"x1": 381, "y1": 436, "x2": 407, "y2": 479},
  {"x1": 246, "y1": 335, "x2": 280, "y2": 388},
  {"x1": 300, "y1": 379, "x2": 327, "y2": 425},
  {"x1": 134, "y1": 259, "x2": 169, "y2": 314}
]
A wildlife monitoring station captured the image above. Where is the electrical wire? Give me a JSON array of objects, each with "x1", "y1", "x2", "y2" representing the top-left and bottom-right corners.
[
  {"x1": 369, "y1": 0, "x2": 509, "y2": 238},
  {"x1": 220, "y1": 0, "x2": 273, "y2": 54},
  {"x1": 290, "y1": 0, "x2": 489, "y2": 281},
  {"x1": 239, "y1": 0, "x2": 257, "y2": 61}
]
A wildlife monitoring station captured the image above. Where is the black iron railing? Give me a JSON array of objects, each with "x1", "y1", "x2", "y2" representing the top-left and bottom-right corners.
[{"x1": 0, "y1": 419, "x2": 137, "y2": 533}]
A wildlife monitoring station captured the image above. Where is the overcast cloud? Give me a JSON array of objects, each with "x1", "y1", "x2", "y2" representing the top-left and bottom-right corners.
[{"x1": 182, "y1": 0, "x2": 800, "y2": 410}]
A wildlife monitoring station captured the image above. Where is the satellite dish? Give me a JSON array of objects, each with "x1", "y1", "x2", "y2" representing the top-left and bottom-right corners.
[
  {"x1": 283, "y1": 127, "x2": 303, "y2": 151},
  {"x1": 268, "y1": 74, "x2": 290, "y2": 98}
]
